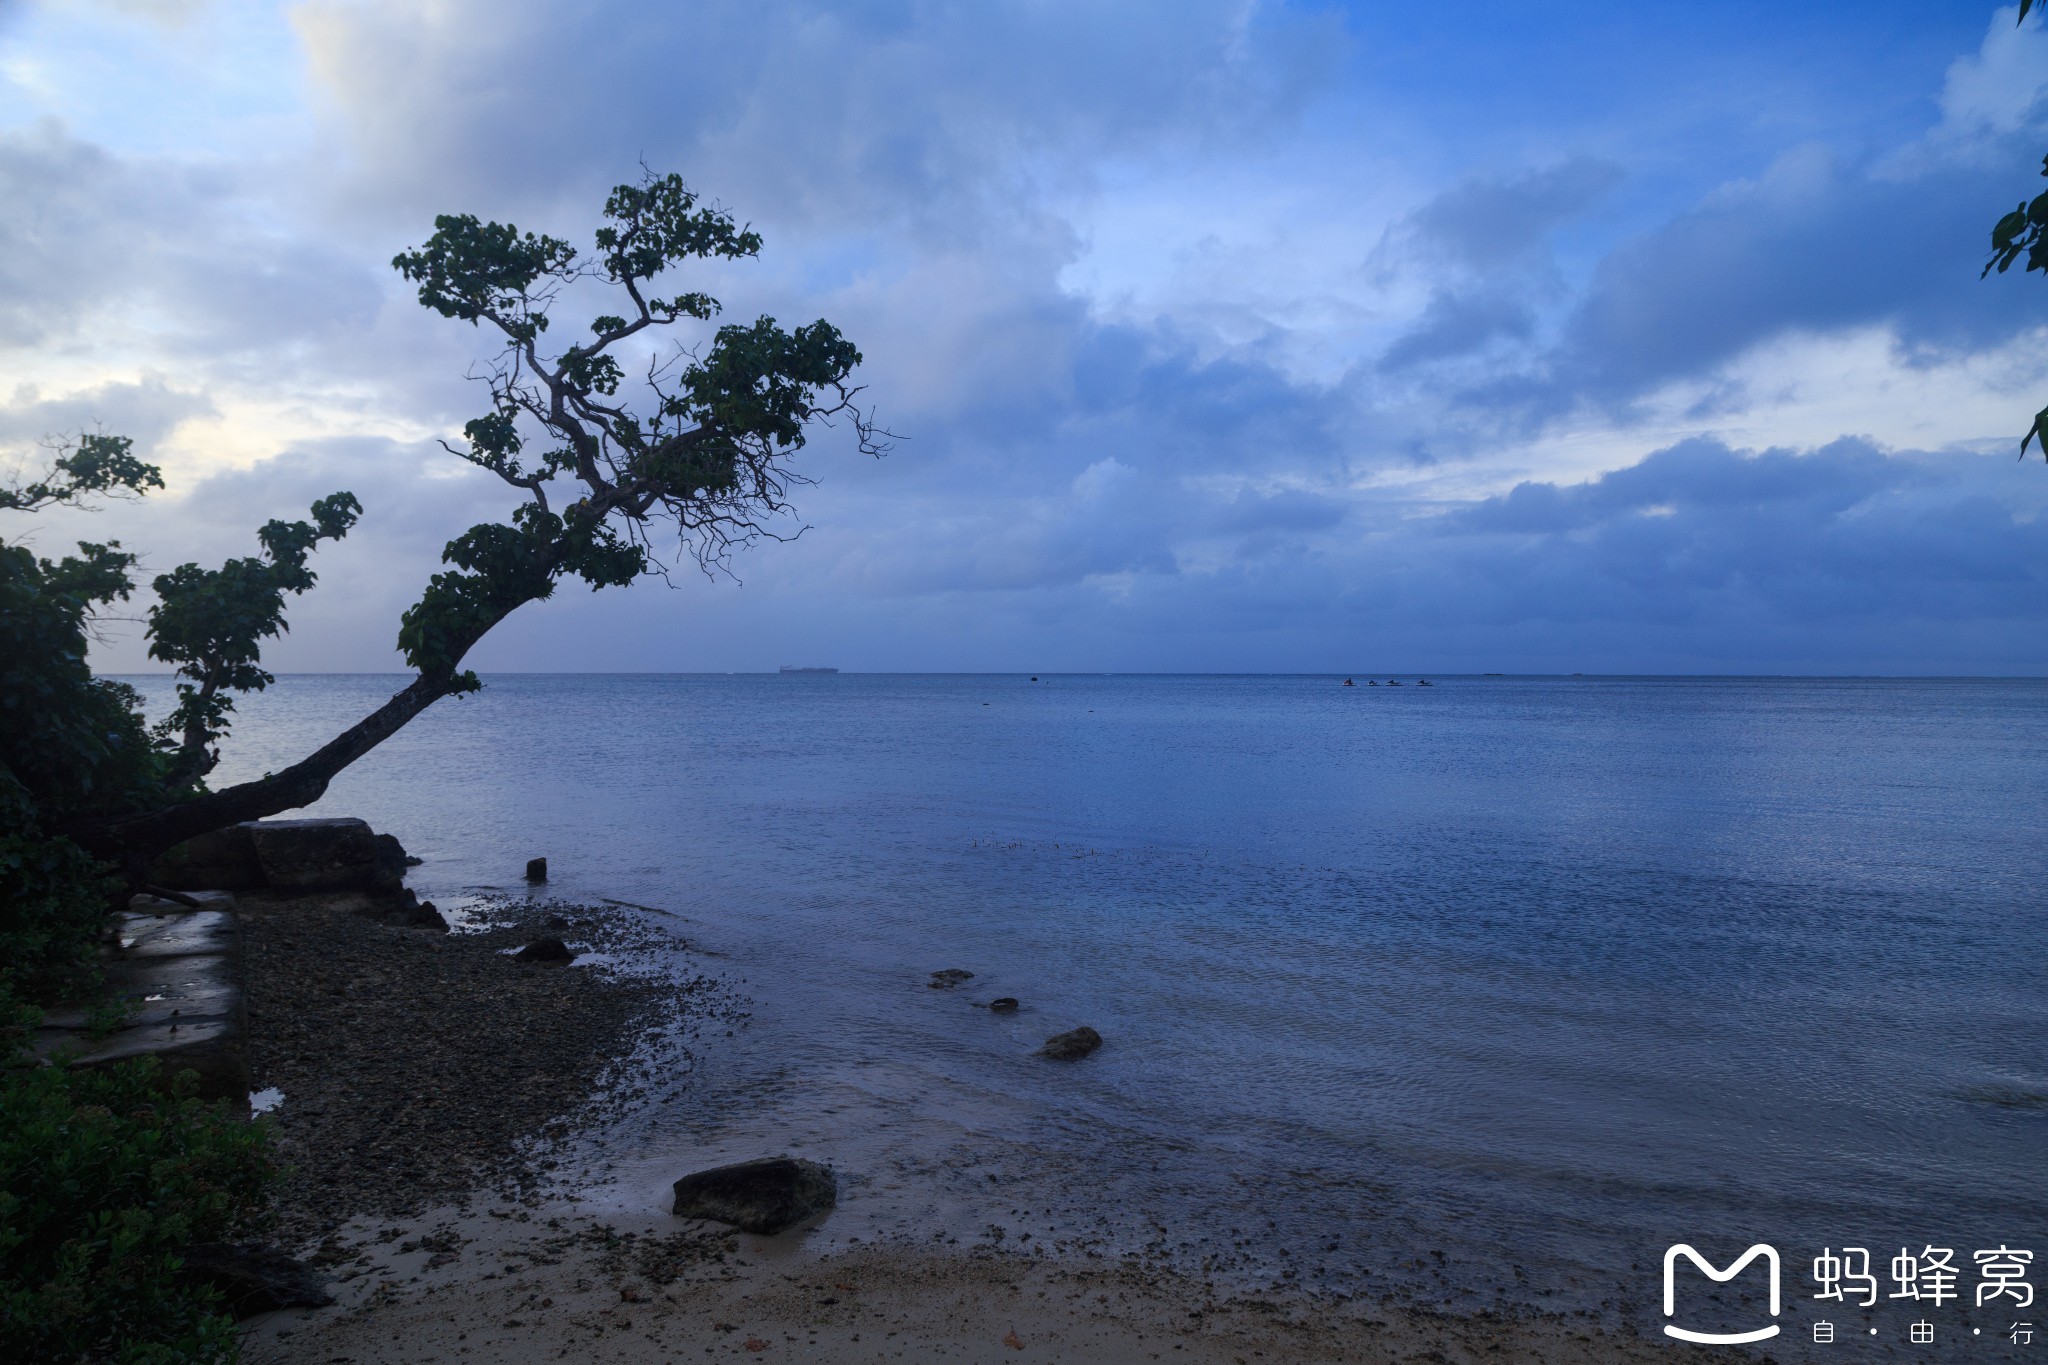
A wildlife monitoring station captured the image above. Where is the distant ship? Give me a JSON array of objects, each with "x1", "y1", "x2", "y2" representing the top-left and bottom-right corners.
[{"x1": 778, "y1": 665, "x2": 839, "y2": 674}]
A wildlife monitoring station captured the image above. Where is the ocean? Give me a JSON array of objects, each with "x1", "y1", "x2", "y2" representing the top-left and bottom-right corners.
[{"x1": 127, "y1": 673, "x2": 2048, "y2": 1341}]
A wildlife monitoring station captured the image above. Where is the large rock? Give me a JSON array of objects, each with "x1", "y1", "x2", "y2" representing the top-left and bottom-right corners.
[
  {"x1": 368, "y1": 833, "x2": 409, "y2": 894},
  {"x1": 155, "y1": 818, "x2": 415, "y2": 895},
  {"x1": 151, "y1": 825, "x2": 263, "y2": 892},
  {"x1": 247, "y1": 819, "x2": 383, "y2": 892},
  {"x1": 671, "y1": 1157, "x2": 837, "y2": 1234},
  {"x1": 178, "y1": 1243, "x2": 333, "y2": 1318},
  {"x1": 514, "y1": 937, "x2": 574, "y2": 963},
  {"x1": 1039, "y1": 1025, "x2": 1103, "y2": 1060}
]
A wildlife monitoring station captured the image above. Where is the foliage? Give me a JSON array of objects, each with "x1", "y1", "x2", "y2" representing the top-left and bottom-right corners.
[
  {"x1": 1986, "y1": 0, "x2": 2048, "y2": 458},
  {"x1": 147, "y1": 493, "x2": 361, "y2": 785},
  {"x1": 0, "y1": 1057, "x2": 271, "y2": 1365},
  {"x1": 385, "y1": 170, "x2": 879, "y2": 695},
  {"x1": 0, "y1": 834, "x2": 120, "y2": 1031},
  {"x1": 0, "y1": 434, "x2": 163, "y2": 515},
  {"x1": 0, "y1": 432, "x2": 357, "y2": 880},
  {"x1": 0, "y1": 542, "x2": 162, "y2": 833}
]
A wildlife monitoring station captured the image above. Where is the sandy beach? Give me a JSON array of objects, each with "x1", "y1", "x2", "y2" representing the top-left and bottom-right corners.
[{"x1": 240, "y1": 1199, "x2": 1721, "y2": 1365}]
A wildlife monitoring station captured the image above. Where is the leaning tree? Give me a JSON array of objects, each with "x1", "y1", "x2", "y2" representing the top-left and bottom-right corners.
[{"x1": 4, "y1": 173, "x2": 880, "y2": 885}]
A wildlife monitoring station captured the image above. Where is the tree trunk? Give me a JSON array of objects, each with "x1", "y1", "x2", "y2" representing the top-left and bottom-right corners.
[{"x1": 74, "y1": 671, "x2": 459, "y2": 879}]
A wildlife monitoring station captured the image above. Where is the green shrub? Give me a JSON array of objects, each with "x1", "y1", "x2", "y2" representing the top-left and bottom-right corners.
[
  {"x1": 0, "y1": 832, "x2": 119, "y2": 1028},
  {"x1": 0, "y1": 1058, "x2": 273, "y2": 1364}
]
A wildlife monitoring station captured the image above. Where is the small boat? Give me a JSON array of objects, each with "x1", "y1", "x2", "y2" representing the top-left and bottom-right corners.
[
  {"x1": 1368, "y1": 680, "x2": 1379, "y2": 686},
  {"x1": 1342, "y1": 677, "x2": 1355, "y2": 686},
  {"x1": 1417, "y1": 679, "x2": 1433, "y2": 687},
  {"x1": 1387, "y1": 679, "x2": 1402, "y2": 686},
  {"x1": 779, "y1": 665, "x2": 839, "y2": 674}
]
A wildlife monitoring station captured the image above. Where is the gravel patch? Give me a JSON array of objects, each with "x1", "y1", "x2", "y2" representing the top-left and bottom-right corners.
[{"x1": 238, "y1": 890, "x2": 733, "y2": 1243}]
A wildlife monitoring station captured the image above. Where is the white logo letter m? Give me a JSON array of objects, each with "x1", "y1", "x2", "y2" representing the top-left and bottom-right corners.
[{"x1": 1662, "y1": 1243, "x2": 1781, "y2": 1344}]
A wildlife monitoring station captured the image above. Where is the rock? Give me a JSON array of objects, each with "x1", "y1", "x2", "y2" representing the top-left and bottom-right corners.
[
  {"x1": 1038, "y1": 1025, "x2": 1102, "y2": 1060},
  {"x1": 178, "y1": 1242, "x2": 334, "y2": 1318},
  {"x1": 525, "y1": 857, "x2": 549, "y2": 883},
  {"x1": 391, "y1": 895, "x2": 448, "y2": 933},
  {"x1": 988, "y1": 997, "x2": 1019, "y2": 1014},
  {"x1": 151, "y1": 824, "x2": 264, "y2": 892},
  {"x1": 247, "y1": 819, "x2": 383, "y2": 893},
  {"x1": 514, "y1": 937, "x2": 574, "y2": 963},
  {"x1": 543, "y1": 913, "x2": 571, "y2": 930},
  {"x1": 368, "y1": 833, "x2": 410, "y2": 894},
  {"x1": 928, "y1": 968, "x2": 974, "y2": 989},
  {"x1": 670, "y1": 1156, "x2": 837, "y2": 1234},
  {"x1": 155, "y1": 820, "x2": 416, "y2": 895}
]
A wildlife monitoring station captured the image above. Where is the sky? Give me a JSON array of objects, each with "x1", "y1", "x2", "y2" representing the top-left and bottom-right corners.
[{"x1": 3, "y1": 0, "x2": 2048, "y2": 674}]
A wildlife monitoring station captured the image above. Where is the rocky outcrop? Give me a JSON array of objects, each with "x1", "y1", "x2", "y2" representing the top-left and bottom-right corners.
[
  {"x1": 671, "y1": 1156, "x2": 837, "y2": 1234},
  {"x1": 154, "y1": 818, "x2": 415, "y2": 897},
  {"x1": 988, "y1": 997, "x2": 1019, "y2": 1014},
  {"x1": 152, "y1": 824, "x2": 265, "y2": 891},
  {"x1": 178, "y1": 1243, "x2": 333, "y2": 1318},
  {"x1": 248, "y1": 819, "x2": 381, "y2": 892},
  {"x1": 928, "y1": 968, "x2": 973, "y2": 989},
  {"x1": 1039, "y1": 1025, "x2": 1103, "y2": 1060}
]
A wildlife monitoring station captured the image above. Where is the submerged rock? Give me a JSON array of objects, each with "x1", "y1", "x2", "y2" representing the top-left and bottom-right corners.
[
  {"x1": 179, "y1": 1242, "x2": 333, "y2": 1318},
  {"x1": 670, "y1": 1156, "x2": 837, "y2": 1234},
  {"x1": 1039, "y1": 1025, "x2": 1102, "y2": 1060},
  {"x1": 988, "y1": 997, "x2": 1020, "y2": 1014},
  {"x1": 513, "y1": 937, "x2": 575, "y2": 963},
  {"x1": 928, "y1": 968, "x2": 974, "y2": 989}
]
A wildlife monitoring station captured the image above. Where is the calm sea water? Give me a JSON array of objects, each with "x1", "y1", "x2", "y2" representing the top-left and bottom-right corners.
[{"x1": 128, "y1": 674, "x2": 2048, "y2": 1338}]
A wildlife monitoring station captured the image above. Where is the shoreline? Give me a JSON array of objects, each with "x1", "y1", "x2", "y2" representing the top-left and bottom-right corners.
[{"x1": 232, "y1": 886, "x2": 1746, "y2": 1363}]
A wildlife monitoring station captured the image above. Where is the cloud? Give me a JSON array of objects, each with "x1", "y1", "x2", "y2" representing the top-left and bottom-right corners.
[
  {"x1": 6, "y1": 0, "x2": 2048, "y2": 678},
  {"x1": 293, "y1": 0, "x2": 1343, "y2": 240},
  {"x1": 0, "y1": 118, "x2": 387, "y2": 366},
  {"x1": 0, "y1": 375, "x2": 212, "y2": 454},
  {"x1": 1433, "y1": 437, "x2": 2044, "y2": 638},
  {"x1": 1396, "y1": 158, "x2": 1626, "y2": 273}
]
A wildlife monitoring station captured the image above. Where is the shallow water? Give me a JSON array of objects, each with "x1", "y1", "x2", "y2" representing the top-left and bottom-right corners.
[{"x1": 129, "y1": 673, "x2": 2048, "y2": 1340}]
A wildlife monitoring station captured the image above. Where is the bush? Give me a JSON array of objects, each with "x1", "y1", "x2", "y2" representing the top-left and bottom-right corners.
[
  {"x1": 0, "y1": 1057, "x2": 273, "y2": 1364},
  {"x1": 0, "y1": 832, "x2": 120, "y2": 1029}
]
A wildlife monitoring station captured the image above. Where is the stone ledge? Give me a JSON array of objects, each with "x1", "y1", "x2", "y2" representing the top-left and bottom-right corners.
[{"x1": 32, "y1": 893, "x2": 249, "y2": 1106}]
